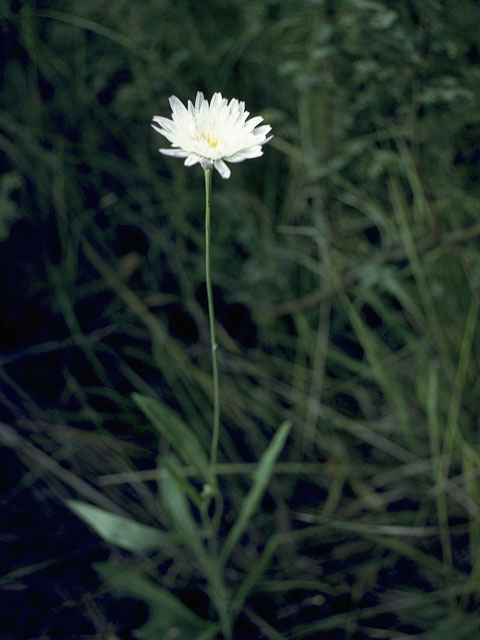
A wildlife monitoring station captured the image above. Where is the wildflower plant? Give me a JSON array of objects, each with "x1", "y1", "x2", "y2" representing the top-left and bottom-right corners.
[
  {"x1": 65, "y1": 90, "x2": 285, "y2": 640},
  {"x1": 134, "y1": 92, "x2": 289, "y2": 638},
  {"x1": 112, "y1": 92, "x2": 287, "y2": 639},
  {"x1": 152, "y1": 92, "x2": 274, "y2": 488}
]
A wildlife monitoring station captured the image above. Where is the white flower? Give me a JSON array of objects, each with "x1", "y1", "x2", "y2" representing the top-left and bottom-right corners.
[{"x1": 152, "y1": 92, "x2": 272, "y2": 179}]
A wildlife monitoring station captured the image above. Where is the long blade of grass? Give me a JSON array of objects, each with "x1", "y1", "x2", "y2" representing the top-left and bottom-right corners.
[
  {"x1": 66, "y1": 499, "x2": 174, "y2": 552},
  {"x1": 160, "y1": 462, "x2": 207, "y2": 566},
  {"x1": 94, "y1": 562, "x2": 218, "y2": 639},
  {"x1": 220, "y1": 420, "x2": 291, "y2": 566},
  {"x1": 427, "y1": 363, "x2": 452, "y2": 571},
  {"x1": 132, "y1": 393, "x2": 210, "y2": 484}
]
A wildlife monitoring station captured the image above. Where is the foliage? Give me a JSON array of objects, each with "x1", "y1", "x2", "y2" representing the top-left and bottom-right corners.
[{"x1": 1, "y1": 0, "x2": 480, "y2": 638}]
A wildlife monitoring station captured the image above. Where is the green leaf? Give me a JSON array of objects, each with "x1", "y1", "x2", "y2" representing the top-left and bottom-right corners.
[
  {"x1": 132, "y1": 393, "x2": 210, "y2": 483},
  {"x1": 162, "y1": 455, "x2": 202, "y2": 506},
  {"x1": 66, "y1": 500, "x2": 173, "y2": 552},
  {"x1": 94, "y1": 562, "x2": 218, "y2": 640},
  {"x1": 160, "y1": 459, "x2": 207, "y2": 566},
  {"x1": 220, "y1": 420, "x2": 292, "y2": 565}
]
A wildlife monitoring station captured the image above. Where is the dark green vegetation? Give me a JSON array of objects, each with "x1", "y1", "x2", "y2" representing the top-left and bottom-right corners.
[{"x1": 1, "y1": 0, "x2": 480, "y2": 638}]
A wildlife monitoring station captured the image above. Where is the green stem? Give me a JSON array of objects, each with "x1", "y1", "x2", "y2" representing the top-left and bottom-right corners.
[{"x1": 203, "y1": 165, "x2": 220, "y2": 485}]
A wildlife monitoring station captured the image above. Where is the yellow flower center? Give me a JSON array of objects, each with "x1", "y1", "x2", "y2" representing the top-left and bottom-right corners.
[{"x1": 205, "y1": 134, "x2": 218, "y2": 148}]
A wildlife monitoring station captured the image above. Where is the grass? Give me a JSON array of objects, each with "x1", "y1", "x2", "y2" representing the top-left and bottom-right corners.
[{"x1": 1, "y1": 0, "x2": 480, "y2": 638}]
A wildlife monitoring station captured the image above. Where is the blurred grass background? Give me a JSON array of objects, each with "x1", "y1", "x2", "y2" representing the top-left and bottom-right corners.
[{"x1": 1, "y1": 0, "x2": 480, "y2": 638}]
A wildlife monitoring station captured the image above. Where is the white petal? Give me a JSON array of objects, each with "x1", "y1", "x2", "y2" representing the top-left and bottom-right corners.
[
  {"x1": 214, "y1": 159, "x2": 231, "y2": 179},
  {"x1": 225, "y1": 146, "x2": 263, "y2": 162},
  {"x1": 211, "y1": 92, "x2": 223, "y2": 108},
  {"x1": 253, "y1": 125, "x2": 272, "y2": 138},
  {"x1": 151, "y1": 123, "x2": 177, "y2": 142},
  {"x1": 195, "y1": 92, "x2": 205, "y2": 110},
  {"x1": 246, "y1": 115, "x2": 264, "y2": 129},
  {"x1": 228, "y1": 98, "x2": 239, "y2": 112},
  {"x1": 184, "y1": 155, "x2": 200, "y2": 166},
  {"x1": 169, "y1": 95, "x2": 188, "y2": 116},
  {"x1": 159, "y1": 148, "x2": 188, "y2": 158},
  {"x1": 151, "y1": 123, "x2": 165, "y2": 135},
  {"x1": 235, "y1": 110, "x2": 250, "y2": 126},
  {"x1": 152, "y1": 115, "x2": 173, "y2": 128}
]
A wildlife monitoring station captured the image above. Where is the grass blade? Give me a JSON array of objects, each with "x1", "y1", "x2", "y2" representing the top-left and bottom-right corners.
[
  {"x1": 66, "y1": 500, "x2": 173, "y2": 552},
  {"x1": 220, "y1": 420, "x2": 291, "y2": 566},
  {"x1": 133, "y1": 393, "x2": 210, "y2": 484},
  {"x1": 94, "y1": 562, "x2": 218, "y2": 639},
  {"x1": 160, "y1": 461, "x2": 207, "y2": 566}
]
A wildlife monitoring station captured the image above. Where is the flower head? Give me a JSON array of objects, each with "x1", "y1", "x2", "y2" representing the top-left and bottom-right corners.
[{"x1": 152, "y1": 92, "x2": 272, "y2": 179}]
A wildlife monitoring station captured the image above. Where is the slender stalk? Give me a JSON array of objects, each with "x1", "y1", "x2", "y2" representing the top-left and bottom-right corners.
[
  {"x1": 203, "y1": 165, "x2": 220, "y2": 484},
  {"x1": 199, "y1": 495, "x2": 232, "y2": 639},
  {"x1": 203, "y1": 167, "x2": 229, "y2": 637}
]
